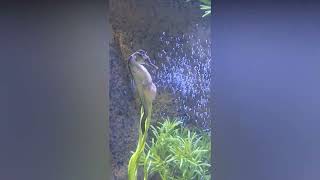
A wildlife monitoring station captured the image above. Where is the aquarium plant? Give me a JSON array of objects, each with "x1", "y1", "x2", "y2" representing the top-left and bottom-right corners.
[
  {"x1": 127, "y1": 50, "x2": 158, "y2": 180},
  {"x1": 140, "y1": 119, "x2": 211, "y2": 180},
  {"x1": 186, "y1": 0, "x2": 211, "y2": 17},
  {"x1": 199, "y1": 0, "x2": 211, "y2": 17}
]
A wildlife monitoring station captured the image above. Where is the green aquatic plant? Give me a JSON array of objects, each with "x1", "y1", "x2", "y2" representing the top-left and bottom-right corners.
[
  {"x1": 186, "y1": 0, "x2": 211, "y2": 17},
  {"x1": 140, "y1": 119, "x2": 211, "y2": 180},
  {"x1": 199, "y1": 0, "x2": 211, "y2": 17},
  {"x1": 128, "y1": 107, "x2": 150, "y2": 180}
]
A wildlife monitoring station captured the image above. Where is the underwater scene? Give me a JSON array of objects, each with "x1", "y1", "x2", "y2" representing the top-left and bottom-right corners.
[{"x1": 109, "y1": 0, "x2": 212, "y2": 179}]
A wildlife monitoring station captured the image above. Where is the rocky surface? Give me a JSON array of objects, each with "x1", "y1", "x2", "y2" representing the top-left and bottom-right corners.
[{"x1": 109, "y1": 0, "x2": 211, "y2": 179}]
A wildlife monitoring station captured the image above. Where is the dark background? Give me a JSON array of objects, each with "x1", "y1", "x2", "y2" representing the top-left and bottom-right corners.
[
  {"x1": 213, "y1": 1, "x2": 320, "y2": 180},
  {"x1": 2, "y1": 0, "x2": 320, "y2": 180},
  {"x1": 2, "y1": 1, "x2": 111, "y2": 180}
]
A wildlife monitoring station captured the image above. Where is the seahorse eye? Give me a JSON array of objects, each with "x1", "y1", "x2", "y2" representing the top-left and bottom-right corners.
[{"x1": 137, "y1": 49, "x2": 146, "y2": 55}]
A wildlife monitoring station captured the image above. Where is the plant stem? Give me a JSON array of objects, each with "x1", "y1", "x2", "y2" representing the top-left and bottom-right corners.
[{"x1": 128, "y1": 106, "x2": 152, "y2": 180}]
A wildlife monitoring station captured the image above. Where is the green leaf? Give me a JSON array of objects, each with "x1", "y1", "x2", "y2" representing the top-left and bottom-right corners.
[
  {"x1": 200, "y1": 5, "x2": 211, "y2": 10},
  {"x1": 202, "y1": 10, "x2": 211, "y2": 17},
  {"x1": 200, "y1": 0, "x2": 211, "y2": 5}
]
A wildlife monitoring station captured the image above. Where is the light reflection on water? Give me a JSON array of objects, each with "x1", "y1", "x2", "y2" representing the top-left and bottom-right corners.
[{"x1": 152, "y1": 26, "x2": 211, "y2": 130}]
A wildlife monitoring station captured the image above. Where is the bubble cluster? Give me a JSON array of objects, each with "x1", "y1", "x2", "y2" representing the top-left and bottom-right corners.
[{"x1": 151, "y1": 26, "x2": 212, "y2": 130}]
